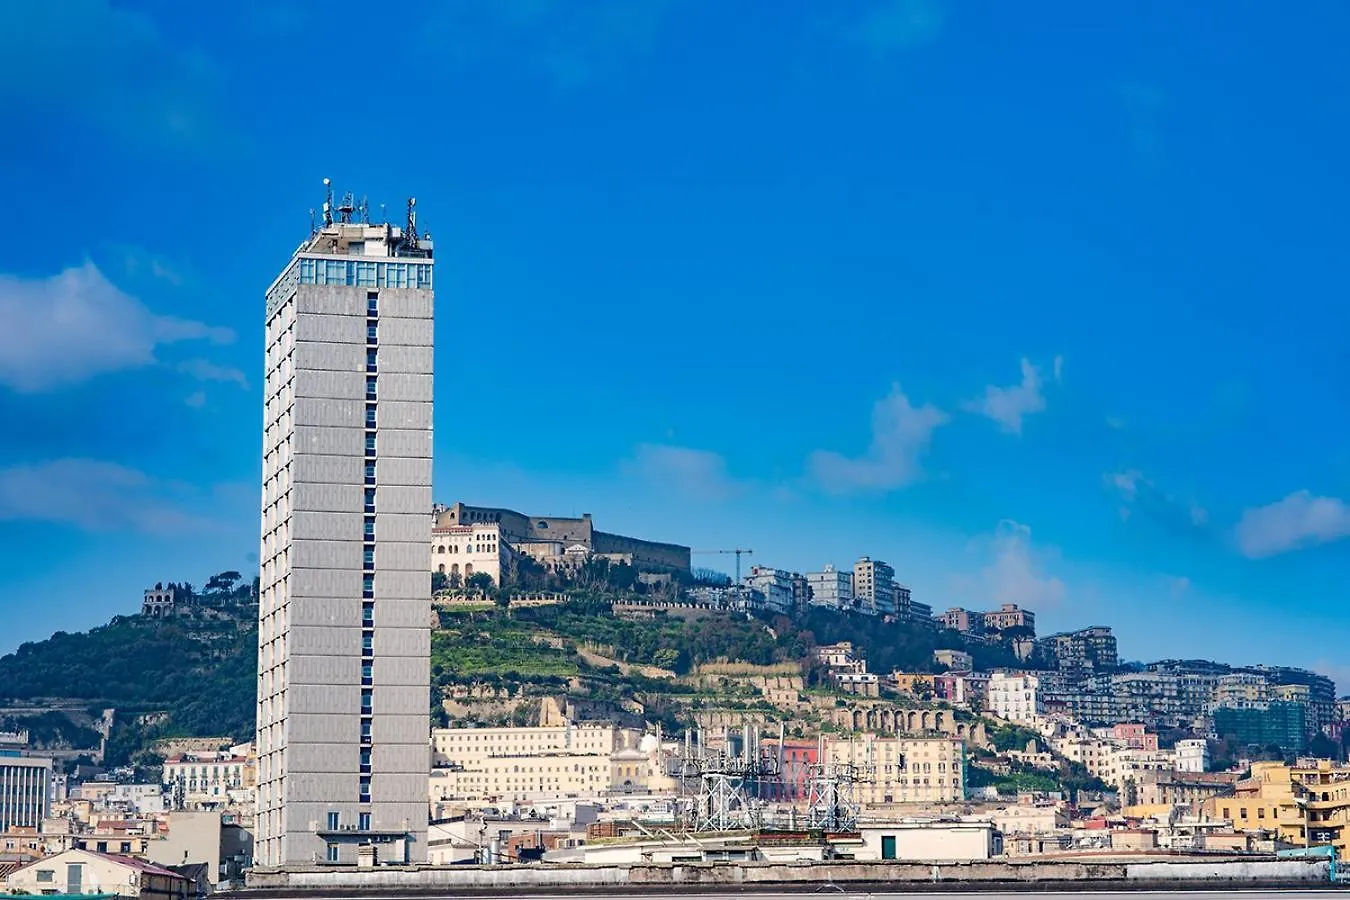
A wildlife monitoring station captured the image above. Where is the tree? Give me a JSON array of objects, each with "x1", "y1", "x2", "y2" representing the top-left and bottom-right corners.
[
  {"x1": 206, "y1": 571, "x2": 241, "y2": 593},
  {"x1": 466, "y1": 572, "x2": 495, "y2": 593},
  {"x1": 431, "y1": 571, "x2": 449, "y2": 593}
]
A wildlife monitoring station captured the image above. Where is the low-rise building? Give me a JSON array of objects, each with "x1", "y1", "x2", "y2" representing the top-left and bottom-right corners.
[
  {"x1": 1110, "y1": 723, "x2": 1159, "y2": 751},
  {"x1": 5, "y1": 849, "x2": 189, "y2": 899},
  {"x1": 934, "y1": 649, "x2": 973, "y2": 672}
]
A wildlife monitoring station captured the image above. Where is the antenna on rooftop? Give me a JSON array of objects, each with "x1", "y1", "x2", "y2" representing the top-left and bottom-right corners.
[
  {"x1": 406, "y1": 197, "x2": 419, "y2": 244},
  {"x1": 308, "y1": 208, "x2": 316, "y2": 235},
  {"x1": 321, "y1": 178, "x2": 334, "y2": 227},
  {"x1": 359, "y1": 195, "x2": 370, "y2": 224},
  {"x1": 338, "y1": 191, "x2": 356, "y2": 223}
]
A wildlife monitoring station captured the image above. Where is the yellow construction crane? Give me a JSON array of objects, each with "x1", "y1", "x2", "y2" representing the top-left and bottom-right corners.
[{"x1": 692, "y1": 548, "x2": 755, "y2": 583}]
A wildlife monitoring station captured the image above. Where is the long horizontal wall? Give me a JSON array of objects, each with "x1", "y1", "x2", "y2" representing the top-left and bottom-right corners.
[{"x1": 244, "y1": 857, "x2": 1331, "y2": 894}]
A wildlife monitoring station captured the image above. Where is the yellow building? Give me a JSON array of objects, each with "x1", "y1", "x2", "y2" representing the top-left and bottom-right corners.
[
  {"x1": 431, "y1": 721, "x2": 636, "y2": 768},
  {"x1": 890, "y1": 672, "x2": 937, "y2": 696},
  {"x1": 823, "y1": 735, "x2": 964, "y2": 805},
  {"x1": 1202, "y1": 759, "x2": 1350, "y2": 858}
]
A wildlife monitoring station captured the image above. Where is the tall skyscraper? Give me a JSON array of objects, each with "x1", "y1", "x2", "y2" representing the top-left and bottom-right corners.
[{"x1": 257, "y1": 191, "x2": 434, "y2": 867}]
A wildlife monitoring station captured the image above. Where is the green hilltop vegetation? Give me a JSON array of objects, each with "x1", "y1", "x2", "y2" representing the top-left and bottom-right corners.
[{"x1": 0, "y1": 563, "x2": 1033, "y2": 765}]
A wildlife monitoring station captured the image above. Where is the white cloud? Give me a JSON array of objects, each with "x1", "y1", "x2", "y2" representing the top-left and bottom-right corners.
[
  {"x1": 962, "y1": 358, "x2": 1047, "y2": 435},
  {"x1": 809, "y1": 385, "x2": 949, "y2": 493},
  {"x1": 981, "y1": 520, "x2": 1067, "y2": 610},
  {"x1": 1105, "y1": 468, "x2": 1208, "y2": 532},
  {"x1": 184, "y1": 390, "x2": 207, "y2": 409},
  {"x1": 623, "y1": 444, "x2": 741, "y2": 502},
  {"x1": 1107, "y1": 469, "x2": 1142, "y2": 503},
  {"x1": 0, "y1": 458, "x2": 216, "y2": 533},
  {"x1": 0, "y1": 262, "x2": 232, "y2": 392},
  {"x1": 1053, "y1": 355, "x2": 1064, "y2": 383},
  {"x1": 1235, "y1": 491, "x2": 1350, "y2": 559},
  {"x1": 178, "y1": 358, "x2": 248, "y2": 388}
]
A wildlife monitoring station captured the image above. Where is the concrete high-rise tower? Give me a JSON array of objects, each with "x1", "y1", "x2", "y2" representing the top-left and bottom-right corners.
[{"x1": 256, "y1": 190, "x2": 434, "y2": 867}]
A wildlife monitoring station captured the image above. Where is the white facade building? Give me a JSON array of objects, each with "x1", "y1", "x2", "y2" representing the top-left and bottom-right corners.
[
  {"x1": 256, "y1": 198, "x2": 435, "y2": 867},
  {"x1": 743, "y1": 566, "x2": 794, "y2": 615},
  {"x1": 0, "y1": 755, "x2": 51, "y2": 831},
  {"x1": 852, "y1": 557, "x2": 896, "y2": 617},
  {"x1": 431, "y1": 521, "x2": 508, "y2": 586},
  {"x1": 807, "y1": 565, "x2": 853, "y2": 610},
  {"x1": 1175, "y1": 739, "x2": 1210, "y2": 773},
  {"x1": 986, "y1": 673, "x2": 1043, "y2": 724}
]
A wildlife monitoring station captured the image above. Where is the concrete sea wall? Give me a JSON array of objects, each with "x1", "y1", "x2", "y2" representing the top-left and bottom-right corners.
[{"x1": 243, "y1": 857, "x2": 1332, "y2": 894}]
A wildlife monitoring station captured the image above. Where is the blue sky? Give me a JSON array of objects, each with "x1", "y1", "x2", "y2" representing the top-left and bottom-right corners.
[{"x1": 0, "y1": 1, "x2": 1347, "y2": 682}]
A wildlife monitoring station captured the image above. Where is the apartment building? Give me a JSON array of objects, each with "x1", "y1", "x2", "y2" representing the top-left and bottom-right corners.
[
  {"x1": 986, "y1": 673, "x2": 1043, "y2": 724},
  {"x1": 934, "y1": 649, "x2": 973, "y2": 672},
  {"x1": 1214, "y1": 701, "x2": 1307, "y2": 753},
  {"x1": 1176, "y1": 739, "x2": 1210, "y2": 773},
  {"x1": 1203, "y1": 760, "x2": 1350, "y2": 858},
  {"x1": 937, "y1": 608, "x2": 984, "y2": 635},
  {"x1": 983, "y1": 603, "x2": 1035, "y2": 634},
  {"x1": 162, "y1": 750, "x2": 255, "y2": 809},
  {"x1": 810, "y1": 569, "x2": 853, "y2": 612},
  {"x1": 852, "y1": 557, "x2": 896, "y2": 617},
  {"x1": 823, "y1": 736, "x2": 965, "y2": 805},
  {"x1": 743, "y1": 566, "x2": 796, "y2": 615},
  {"x1": 1039, "y1": 627, "x2": 1118, "y2": 678}
]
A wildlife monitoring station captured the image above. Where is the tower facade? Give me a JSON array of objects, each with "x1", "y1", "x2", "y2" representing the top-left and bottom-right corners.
[{"x1": 257, "y1": 198, "x2": 434, "y2": 867}]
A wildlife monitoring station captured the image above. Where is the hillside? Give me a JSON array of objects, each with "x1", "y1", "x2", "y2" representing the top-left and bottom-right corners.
[
  {"x1": 0, "y1": 568, "x2": 1022, "y2": 765},
  {"x1": 0, "y1": 576, "x2": 257, "y2": 765}
]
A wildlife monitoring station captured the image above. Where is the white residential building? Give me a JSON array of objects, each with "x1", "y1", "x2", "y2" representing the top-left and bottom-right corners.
[
  {"x1": 852, "y1": 557, "x2": 896, "y2": 617},
  {"x1": 743, "y1": 566, "x2": 795, "y2": 615},
  {"x1": 986, "y1": 673, "x2": 1043, "y2": 724},
  {"x1": 806, "y1": 565, "x2": 854, "y2": 610},
  {"x1": 1176, "y1": 739, "x2": 1210, "y2": 773}
]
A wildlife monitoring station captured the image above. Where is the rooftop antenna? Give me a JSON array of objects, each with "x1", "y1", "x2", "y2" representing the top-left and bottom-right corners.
[
  {"x1": 379, "y1": 202, "x2": 387, "y2": 222},
  {"x1": 337, "y1": 191, "x2": 356, "y2": 223},
  {"x1": 308, "y1": 208, "x2": 316, "y2": 235},
  {"x1": 406, "y1": 197, "x2": 419, "y2": 244},
  {"x1": 321, "y1": 178, "x2": 334, "y2": 227},
  {"x1": 359, "y1": 195, "x2": 370, "y2": 224}
]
